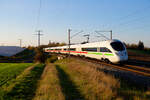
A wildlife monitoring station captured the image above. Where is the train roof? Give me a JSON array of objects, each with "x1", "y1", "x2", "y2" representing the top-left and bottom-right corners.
[{"x1": 45, "y1": 39, "x2": 122, "y2": 49}]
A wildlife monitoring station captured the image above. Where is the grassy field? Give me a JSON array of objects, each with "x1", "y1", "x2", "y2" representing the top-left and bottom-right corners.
[
  {"x1": 0, "y1": 63, "x2": 45, "y2": 100},
  {"x1": 4, "y1": 64, "x2": 45, "y2": 100},
  {"x1": 0, "y1": 63, "x2": 33, "y2": 87},
  {"x1": 0, "y1": 56, "x2": 150, "y2": 100}
]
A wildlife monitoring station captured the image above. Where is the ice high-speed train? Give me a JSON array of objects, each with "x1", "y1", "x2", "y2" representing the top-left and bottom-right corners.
[{"x1": 44, "y1": 39, "x2": 128, "y2": 63}]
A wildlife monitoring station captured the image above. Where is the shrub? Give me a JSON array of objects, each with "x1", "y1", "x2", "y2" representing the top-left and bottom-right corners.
[
  {"x1": 34, "y1": 47, "x2": 47, "y2": 63},
  {"x1": 47, "y1": 55, "x2": 58, "y2": 63},
  {"x1": 138, "y1": 41, "x2": 144, "y2": 50}
]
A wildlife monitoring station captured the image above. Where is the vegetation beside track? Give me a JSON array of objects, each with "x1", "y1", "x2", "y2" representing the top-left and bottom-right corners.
[
  {"x1": 127, "y1": 48, "x2": 150, "y2": 63},
  {"x1": 118, "y1": 79, "x2": 150, "y2": 100},
  {"x1": 128, "y1": 49, "x2": 150, "y2": 56},
  {"x1": 55, "y1": 58, "x2": 119, "y2": 100},
  {"x1": 37, "y1": 56, "x2": 119, "y2": 100},
  {"x1": 45, "y1": 56, "x2": 150, "y2": 100},
  {"x1": 33, "y1": 63, "x2": 65, "y2": 100}
]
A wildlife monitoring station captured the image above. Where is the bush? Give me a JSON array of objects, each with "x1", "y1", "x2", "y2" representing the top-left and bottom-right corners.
[
  {"x1": 47, "y1": 55, "x2": 58, "y2": 63},
  {"x1": 34, "y1": 47, "x2": 47, "y2": 63},
  {"x1": 138, "y1": 41, "x2": 144, "y2": 50}
]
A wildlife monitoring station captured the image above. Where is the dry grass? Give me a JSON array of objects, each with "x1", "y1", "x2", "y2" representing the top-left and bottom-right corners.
[
  {"x1": 32, "y1": 57, "x2": 150, "y2": 100},
  {"x1": 33, "y1": 63, "x2": 65, "y2": 100},
  {"x1": 55, "y1": 58, "x2": 120, "y2": 100}
]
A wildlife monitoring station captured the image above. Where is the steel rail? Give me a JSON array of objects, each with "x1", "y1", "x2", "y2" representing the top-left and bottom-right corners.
[
  {"x1": 52, "y1": 53, "x2": 150, "y2": 77},
  {"x1": 79, "y1": 57, "x2": 150, "y2": 77}
]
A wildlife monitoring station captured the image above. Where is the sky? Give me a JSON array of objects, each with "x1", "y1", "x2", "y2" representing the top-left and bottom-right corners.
[{"x1": 0, "y1": 0, "x2": 150, "y2": 47}]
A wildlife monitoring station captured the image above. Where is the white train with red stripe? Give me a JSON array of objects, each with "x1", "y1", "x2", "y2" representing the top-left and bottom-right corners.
[{"x1": 44, "y1": 39, "x2": 128, "y2": 63}]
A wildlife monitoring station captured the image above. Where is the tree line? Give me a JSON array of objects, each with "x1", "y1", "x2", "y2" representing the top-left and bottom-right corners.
[{"x1": 125, "y1": 40, "x2": 150, "y2": 51}]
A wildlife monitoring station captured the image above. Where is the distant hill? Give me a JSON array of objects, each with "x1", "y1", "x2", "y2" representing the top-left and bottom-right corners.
[
  {"x1": 0, "y1": 48, "x2": 35, "y2": 63},
  {"x1": 0, "y1": 46, "x2": 25, "y2": 57}
]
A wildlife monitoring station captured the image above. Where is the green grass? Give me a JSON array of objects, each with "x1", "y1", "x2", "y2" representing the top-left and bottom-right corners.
[
  {"x1": 2, "y1": 64, "x2": 45, "y2": 100},
  {"x1": 0, "y1": 63, "x2": 33, "y2": 87}
]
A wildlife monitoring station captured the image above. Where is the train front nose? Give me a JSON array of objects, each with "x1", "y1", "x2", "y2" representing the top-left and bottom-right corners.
[{"x1": 115, "y1": 51, "x2": 128, "y2": 62}]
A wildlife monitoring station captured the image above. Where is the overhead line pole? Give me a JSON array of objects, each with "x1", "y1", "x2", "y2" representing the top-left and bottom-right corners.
[
  {"x1": 110, "y1": 30, "x2": 112, "y2": 40},
  {"x1": 68, "y1": 29, "x2": 71, "y2": 57},
  {"x1": 18, "y1": 39, "x2": 22, "y2": 47},
  {"x1": 67, "y1": 29, "x2": 83, "y2": 57},
  {"x1": 35, "y1": 30, "x2": 43, "y2": 47},
  {"x1": 83, "y1": 34, "x2": 90, "y2": 43}
]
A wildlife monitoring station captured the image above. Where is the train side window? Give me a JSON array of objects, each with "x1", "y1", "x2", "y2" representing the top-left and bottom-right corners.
[
  {"x1": 55, "y1": 49, "x2": 61, "y2": 50},
  {"x1": 100, "y1": 47, "x2": 112, "y2": 53},
  {"x1": 69, "y1": 48, "x2": 76, "y2": 51},
  {"x1": 82, "y1": 48, "x2": 97, "y2": 52}
]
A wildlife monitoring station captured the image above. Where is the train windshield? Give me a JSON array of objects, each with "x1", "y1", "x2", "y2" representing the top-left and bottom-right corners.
[{"x1": 110, "y1": 42, "x2": 125, "y2": 51}]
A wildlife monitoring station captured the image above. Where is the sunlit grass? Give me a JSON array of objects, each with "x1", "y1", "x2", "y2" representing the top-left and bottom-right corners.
[
  {"x1": 55, "y1": 57, "x2": 150, "y2": 100},
  {"x1": 33, "y1": 63, "x2": 65, "y2": 100},
  {"x1": 55, "y1": 58, "x2": 119, "y2": 100}
]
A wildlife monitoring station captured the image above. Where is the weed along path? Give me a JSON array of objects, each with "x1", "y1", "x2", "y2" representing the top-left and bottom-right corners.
[
  {"x1": 0, "y1": 64, "x2": 45, "y2": 100},
  {"x1": 55, "y1": 64, "x2": 85, "y2": 100},
  {"x1": 33, "y1": 63, "x2": 65, "y2": 100}
]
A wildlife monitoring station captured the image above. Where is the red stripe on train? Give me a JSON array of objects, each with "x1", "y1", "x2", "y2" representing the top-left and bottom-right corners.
[{"x1": 46, "y1": 50, "x2": 88, "y2": 54}]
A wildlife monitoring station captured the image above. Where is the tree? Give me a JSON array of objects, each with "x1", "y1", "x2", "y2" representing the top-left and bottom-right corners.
[
  {"x1": 34, "y1": 47, "x2": 47, "y2": 63},
  {"x1": 138, "y1": 41, "x2": 144, "y2": 50}
]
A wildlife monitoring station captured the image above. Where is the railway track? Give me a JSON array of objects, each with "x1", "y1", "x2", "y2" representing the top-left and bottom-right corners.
[
  {"x1": 127, "y1": 59, "x2": 150, "y2": 67},
  {"x1": 54, "y1": 53, "x2": 150, "y2": 77},
  {"x1": 74, "y1": 56, "x2": 150, "y2": 77}
]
